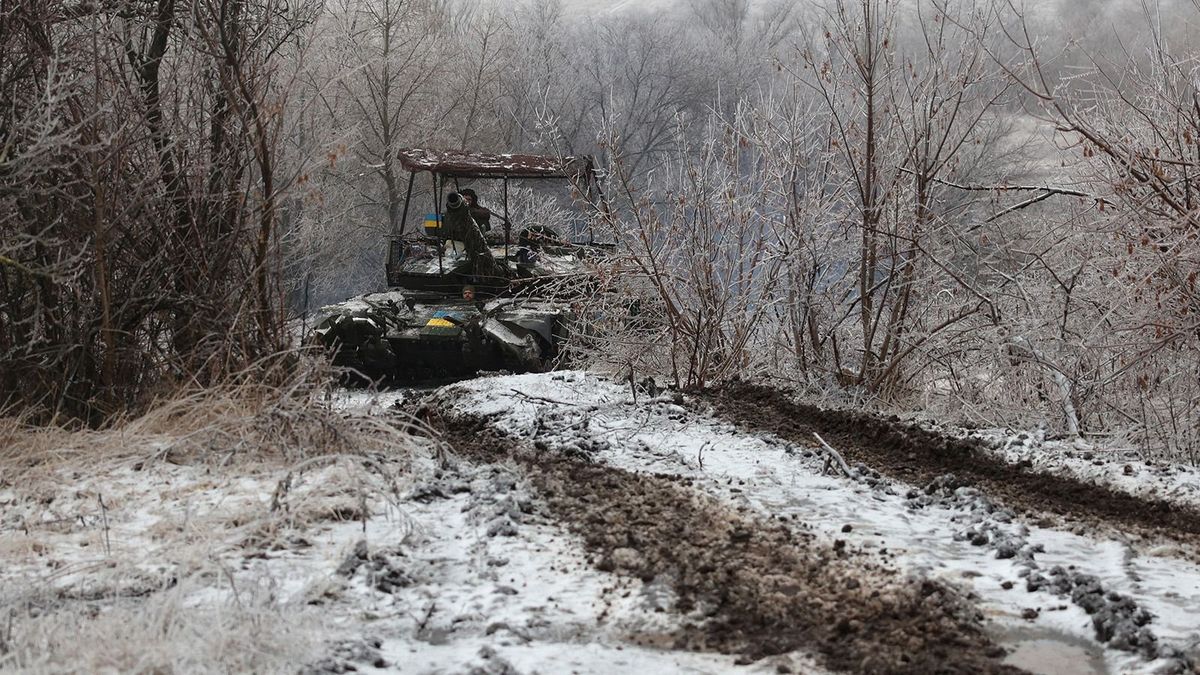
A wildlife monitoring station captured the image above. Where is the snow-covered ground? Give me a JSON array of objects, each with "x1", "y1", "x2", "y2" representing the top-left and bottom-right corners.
[
  {"x1": 0, "y1": 389, "x2": 816, "y2": 674},
  {"x1": 440, "y1": 371, "x2": 1200, "y2": 674},
  {"x1": 953, "y1": 426, "x2": 1200, "y2": 512},
  {"x1": 5, "y1": 373, "x2": 1198, "y2": 673}
]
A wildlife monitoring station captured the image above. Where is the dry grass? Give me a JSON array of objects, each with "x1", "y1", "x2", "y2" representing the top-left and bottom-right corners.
[
  {"x1": 0, "y1": 361, "x2": 432, "y2": 673},
  {"x1": 3, "y1": 575, "x2": 325, "y2": 674},
  {"x1": 1, "y1": 357, "x2": 429, "y2": 478}
]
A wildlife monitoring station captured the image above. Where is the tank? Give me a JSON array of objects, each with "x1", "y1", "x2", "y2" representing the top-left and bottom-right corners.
[{"x1": 309, "y1": 148, "x2": 612, "y2": 383}]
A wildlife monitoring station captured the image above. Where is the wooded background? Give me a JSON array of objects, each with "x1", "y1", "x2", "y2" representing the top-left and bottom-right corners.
[{"x1": 2, "y1": 0, "x2": 1197, "y2": 460}]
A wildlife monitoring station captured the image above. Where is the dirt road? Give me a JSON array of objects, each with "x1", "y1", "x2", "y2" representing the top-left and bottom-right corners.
[
  {"x1": 432, "y1": 414, "x2": 1021, "y2": 674},
  {"x1": 427, "y1": 371, "x2": 1200, "y2": 674},
  {"x1": 11, "y1": 372, "x2": 1193, "y2": 674}
]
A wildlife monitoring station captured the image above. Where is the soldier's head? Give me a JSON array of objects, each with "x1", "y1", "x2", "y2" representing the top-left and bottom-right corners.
[{"x1": 460, "y1": 188, "x2": 479, "y2": 206}]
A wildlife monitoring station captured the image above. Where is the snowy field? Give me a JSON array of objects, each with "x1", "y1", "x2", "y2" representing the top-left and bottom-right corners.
[
  {"x1": 0, "y1": 385, "x2": 817, "y2": 674},
  {"x1": 2, "y1": 373, "x2": 1198, "y2": 673}
]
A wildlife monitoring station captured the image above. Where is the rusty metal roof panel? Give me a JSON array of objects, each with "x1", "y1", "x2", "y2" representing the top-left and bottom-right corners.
[{"x1": 396, "y1": 148, "x2": 588, "y2": 178}]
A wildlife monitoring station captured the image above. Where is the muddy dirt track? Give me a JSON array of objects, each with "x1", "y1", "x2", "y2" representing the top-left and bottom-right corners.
[
  {"x1": 703, "y1": 382, "x2": 1200, "y2": 545},
  {"x1": 430, "y1": 412, "x2": 1024, "y2": 674}
]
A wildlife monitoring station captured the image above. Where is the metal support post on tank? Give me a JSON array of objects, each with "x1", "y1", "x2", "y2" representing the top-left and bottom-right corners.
[
  {"x1": 399, "y1": 172, "x2": 414, "y2": 235},
  {"x1": 503, "y1": 177, "x2": 510, "y2": 259}
]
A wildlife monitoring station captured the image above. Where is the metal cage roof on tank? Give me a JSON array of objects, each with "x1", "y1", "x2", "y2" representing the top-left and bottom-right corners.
[{"x1": 395, "y1": 148, "x2": 594, "y2": 180}]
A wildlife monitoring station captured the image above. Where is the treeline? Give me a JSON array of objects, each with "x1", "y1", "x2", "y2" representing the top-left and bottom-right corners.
[
  {"x1": 581, "y1": 0, "x2": 1200, "y2": 459},
  {"x1": 3, "y1": 0, "x2": 1198, "y2": 459}
]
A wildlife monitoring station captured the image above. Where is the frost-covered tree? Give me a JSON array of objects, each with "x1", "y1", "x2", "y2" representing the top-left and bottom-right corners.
[{"x1": 0, "y1": 0, "x2": 321, "y2": 421}]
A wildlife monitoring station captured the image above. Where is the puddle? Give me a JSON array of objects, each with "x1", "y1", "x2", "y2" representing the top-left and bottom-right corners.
[{"x1": 995, "y1": 624, "x2": 1109, "y2": 675}]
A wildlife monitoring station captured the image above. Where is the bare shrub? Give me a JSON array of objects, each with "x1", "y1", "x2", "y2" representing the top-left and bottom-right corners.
[
  {"x1": 586, "y1": 112, "x2": 788, "y2": 390},
  {"x1": 578, "y1": 1, "x2": 1018, "y2": 399},
  {"x1": 964, "y1": 1, "x2": 1200, "y2": 460}
]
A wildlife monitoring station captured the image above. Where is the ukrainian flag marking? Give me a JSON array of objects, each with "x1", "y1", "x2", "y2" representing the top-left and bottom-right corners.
[
  {"x1": 424, "y1": 213, "x2": 441, "y2": 233},
  {"x1": 421, "y1": 310, "x2": 463, "y2": 337}
]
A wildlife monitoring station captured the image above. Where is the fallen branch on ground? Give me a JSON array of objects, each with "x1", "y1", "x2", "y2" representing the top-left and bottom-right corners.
[
  {"x1": 813, "y1": 432, "x2": 856, "y2": 479},
  {"x1": 508, "y1": 389, "x2": 580, "y2": 406}
]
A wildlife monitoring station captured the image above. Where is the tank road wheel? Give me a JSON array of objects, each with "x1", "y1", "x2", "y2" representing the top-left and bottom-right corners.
[{"x1": 312, "y1": 311, "x2": 398, "y2": 383}]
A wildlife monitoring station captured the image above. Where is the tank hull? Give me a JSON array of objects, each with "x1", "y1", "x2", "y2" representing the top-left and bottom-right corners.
[{"x1": 310, "y1": 291, "x2": 567, "y2": 384}]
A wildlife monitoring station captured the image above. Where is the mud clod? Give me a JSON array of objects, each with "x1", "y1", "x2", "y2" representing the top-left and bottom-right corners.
[
  {"x1": 1022, "y1": 566, "x2": 1160, "y2": 657},
  {"x1": 301, "y1": 638, "x2": 387, "y2": 674},
  {"x1": 336, "y1": 540, "x2": 412, "y2": 593}
]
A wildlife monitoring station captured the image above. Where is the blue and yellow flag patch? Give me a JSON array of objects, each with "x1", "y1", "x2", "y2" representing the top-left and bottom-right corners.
[{"x1": 420, "y1": 310, "x2": 462, "y2": 337}]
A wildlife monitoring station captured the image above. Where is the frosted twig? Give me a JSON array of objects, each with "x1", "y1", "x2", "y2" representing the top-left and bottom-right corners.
[
  {"x1": 417, "y1": 601, "x2": 437, "y2": 634},
  {"x1": 97, "y1": 494, "x2": 111, "y2": 556},
  {"x1": 509, "y1": 389, "x2": 579, "y2": 406}
]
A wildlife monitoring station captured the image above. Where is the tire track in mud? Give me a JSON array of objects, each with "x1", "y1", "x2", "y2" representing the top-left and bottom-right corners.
[
  {"x1": 428, "y1": 412, "x2": 1024, "y2": 674},
  {"x1": 702, "y1": 382, "x2": 1200, "y2": 546}
]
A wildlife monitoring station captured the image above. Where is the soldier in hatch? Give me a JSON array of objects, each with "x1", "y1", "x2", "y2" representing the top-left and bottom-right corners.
[
  {"x1": 442, "y1": 191, "x2": 508, "y2": 281},
  {"x1": 458, "y1": 188, "x2": 492, "y2": 232}
]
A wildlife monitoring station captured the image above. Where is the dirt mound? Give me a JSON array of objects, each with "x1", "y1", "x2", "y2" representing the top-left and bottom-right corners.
[
  {"x1": 703, "y1": 382, "x2": 1200, "y2": 543},
  {"x1": 431, "y1": 413, "x2": 1023, "y2": 674}
]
